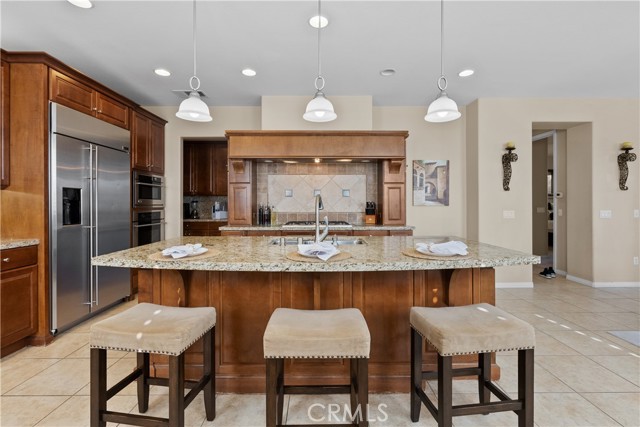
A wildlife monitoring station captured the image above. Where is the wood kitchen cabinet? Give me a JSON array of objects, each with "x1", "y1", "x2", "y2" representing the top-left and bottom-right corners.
[
  {"x1": 1, "y1": 58, "x2": 9, "y2": 188},
  {"x1": 183, "y1": 221, "x2": 227, "y2": 236},
  {"x1": 183, "y1": 142, "x2": 227, "y2": 196},
  {"x1": 379, "y1": 159, "x2": 406, "y2": 225},
  {"x1": 50, "y1": 69, "x2": 130, "y2": 129},
  {"x1": 1, "y1": 245, "x2": 38, "y2": 357},
  {"x1": 132, "y1": 110, "x2": 165, "y2": 174}
]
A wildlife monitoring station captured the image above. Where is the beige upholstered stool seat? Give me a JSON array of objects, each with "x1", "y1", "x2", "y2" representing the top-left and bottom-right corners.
[
  {"x1": 264, "y1": 308, "x2": 370, "y2": 359},
  {"x1": 410, "y1": 303, "x2": 535, "y2": 356},
  {"x1": 90, "y1": 303, "x2": 216, "y2": 356}
]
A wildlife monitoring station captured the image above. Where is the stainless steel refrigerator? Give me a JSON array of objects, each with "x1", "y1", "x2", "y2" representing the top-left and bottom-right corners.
[{"x1": 49, "y1": 102, "x2": 131, "y2": 334}]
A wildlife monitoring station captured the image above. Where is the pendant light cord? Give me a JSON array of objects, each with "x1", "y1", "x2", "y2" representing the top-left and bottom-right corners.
[
  {"x1": 314, "y1": 0, "x2": 325, "y2": 91},
  {"x1": 190, "y1": 0, "x2": 201, "y2": 91},
  {"x1": 440, "y1": 0, "x2": 444, "y2": 79}
]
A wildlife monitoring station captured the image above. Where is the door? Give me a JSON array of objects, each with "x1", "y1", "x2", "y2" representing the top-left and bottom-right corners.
[
  {"x1": 52, "y1": 135, "x2": 92, "y2": 331},
  {"x1": 94, "y1": 145, "x2": 130, "y2": 311}
]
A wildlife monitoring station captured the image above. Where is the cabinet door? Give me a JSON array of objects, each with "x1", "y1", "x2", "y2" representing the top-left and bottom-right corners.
[
  {"x1": 228, "y1": 183, "x2": 252, "y2": 225},
  {"x1": 183, "y1": 143, "x2": 195, "y2": 195},
  {"x1": 95, "y1": 92, "x2": 129, "y2": 129},
  {"x1": 382, "y1": 183, "x2": 406, "y2": 225},
  {"x1": 1, "y1": 265, "x2": 38, "y2": 348},
  {"x1": 49, "y1": 70, "x2": 94, "y2": 116},
  {"x1": 193, "y1": 143, "x2": 215, "y2": 195},
  {"x1": 131, "y1": 112, "x2": 150, "y2": 171},
  {"x1": 214, "y1": 144, "x2": 228, "y2": 196},
  {"x1": 1, "y1": 59, "x2": 9, "y2": 188},
  {"x1": 149, "y1": 119, "x2": 165, "y2": 174}
]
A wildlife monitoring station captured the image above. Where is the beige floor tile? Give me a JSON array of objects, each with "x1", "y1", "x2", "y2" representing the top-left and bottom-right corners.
[
  {"x1": 580, "y1": 393, "x2": 640, "y2": 427},
  {"x1": 603, "y1": 299, "x2": 640, "y2": 313},
  {"x1": 127, "y1": 393, "x2": 207, "y2": 426},
  {"x1": 201, "y1": 393, "x2": 267, "y2": 426},
  {"x1": 598, "y1": 312, "x2": 640, "y2": 329},
  {"x1": 0, "y1": 395, "x2": 69, "y2": 427},
  {"x1": 511, "y1": 311, "x2": 583, "y2": 332},
  {"x1": 440, "y1": 393, "x2": 520, "y2": 426},
  {"x1": 35, "y1": 395, "x2": 137, "y2": 427},
  {"x1": 494, "y1": 355, "x2": 573, "y2": 393},
  {"x1": 530, "y1": 331, "x2": 580, "y2": 356},
  {"x1": 604, "y1": 288, "x2": 640, "y2": 299},
  {"x1": 544, "y1": 330, "x2": 634, "y2": 356},
  {"x1": 536, "y1": 355, "x2": 639, "y2": 393},
  {"x1": 368, "y1": 393, "x2": 440, "y2": 426},
  {"x1": 559, "y1": 296, "x2": 628, "y2": 313},
  {"x1": 15, "y1": 333, "x2": 90, "y2": 359},
  {"x1": 66, "y1": 344, "x2": 130, "y2": 361},
  {"x1": 556, "y1": 312, "x2": 629, "y2": 331},
  {"x1": 1, "y1": 357, "x2": 60, "y2": 394},
  {"x1": 6, "y1": 358, "x2": 90, "y2": 396},
  {"x1": 590, "y1": 355, "x2": 640, "y2": 387},
  {"x1": 496, "y1": 299, "x2": 544, "y2": 313},
  {"x1": 286, "y1": 394, "x2": 353, "y2": 425},
  {"x1": 530, "y1": 299, "x2": 588, "y2": 313},
  {"x1": 534, "y1": 392, "x2": 621, "y2": 426},
  {"x1": 75, "y1": 357, "x2": 168, "y2": 397}
]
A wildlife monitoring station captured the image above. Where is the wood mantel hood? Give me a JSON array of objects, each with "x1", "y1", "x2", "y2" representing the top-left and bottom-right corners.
[{"x1": 225, "y1": 130, "x2": 408, "y2": 159}]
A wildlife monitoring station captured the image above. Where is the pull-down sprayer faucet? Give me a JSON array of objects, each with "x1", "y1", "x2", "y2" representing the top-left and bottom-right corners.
[{"x1": 314, "y1": 194, "x2": 329, "y2": 243}]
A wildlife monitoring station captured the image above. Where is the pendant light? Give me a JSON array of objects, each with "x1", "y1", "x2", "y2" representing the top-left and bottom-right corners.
[
  {"x1": 176, "y1": 0, "x2": 212, "y2": 122},
  {"x1": 303, "y1": 0, "x2": 337, "y2": 122},
  {"x1": 425, "y1": 0, "x2": 461, "y2": 123}
]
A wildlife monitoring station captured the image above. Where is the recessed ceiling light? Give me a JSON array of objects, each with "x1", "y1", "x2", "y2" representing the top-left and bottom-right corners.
[
  {"x1": 67, "y1": 0, "x2": 93, "y2": 8},
  {"x1": 309, "y1": 15, "x2": 328, "y2": 28},
  {"x1": 314, "y1": 158, "x2": 321, "y2": 163},
  {"x1": 336, "y1": 159, "x2": 352, "y2": 163},
  {"x1": 380, "y1": 69, "x2": 396, "y2": 77},
  {"x1": 458, "y1": 69, "x2": 475, "y2": 77},
  {"x1": 154, "y1": 68, "x2": 171, "y2": 77},
  {"x1": 263, "y1": 159, "x2": 273, "y2": 163},
  {"x1": 242, "y1": 68, "x2": 257, "y2": 77},
  {"x1": 283, "y1": 160, "x2": 298, "y2": 164}
]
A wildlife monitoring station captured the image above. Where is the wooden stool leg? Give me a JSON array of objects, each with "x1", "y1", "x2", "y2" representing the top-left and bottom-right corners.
[
  {"x1": 350, "y1": 358, "x2": 358, "y2": 425},
  {"x1": 137, "y1": 352, "x2": 150, "y2": 413},
  {"x1": 518, "y1": 349, "x2": 534, "y2": 427},
  {"x1": 478, "y1": 352, "x2": 491, "y2": 405},
  {"x1": 437, "y1": 354, "x2": 453, "y2": 427},
  {"x1": 168, "y1": 353, "x2": 185, "y2": 427},
  {"x1": 277, "y1": 358, "x2": 285, "y2": 426},
  {"x1": 410, "y1": 327, "x2": 422, "y2": 422},
  {"x1": 90, "y1": 348, "x2": 107, "y2": 427},
  {"x1": 203, "y1": 327, "x2": 216, "y2": 421},
  {"x1": 266, "y1": 358, "x2": 278, "y2": 427},
  {"x1": 357, "y1": 358, "x2": 368, "y2": 427}
]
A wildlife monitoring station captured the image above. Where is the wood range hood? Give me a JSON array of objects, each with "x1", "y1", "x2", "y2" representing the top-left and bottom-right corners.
[{"x1": 224, "y1": 130, "x2": 409, "y2": 226}]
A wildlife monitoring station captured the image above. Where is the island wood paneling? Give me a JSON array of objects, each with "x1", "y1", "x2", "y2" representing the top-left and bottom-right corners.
[{"x1": 137, "y1": 266, "x2": 498, "y2": 392}]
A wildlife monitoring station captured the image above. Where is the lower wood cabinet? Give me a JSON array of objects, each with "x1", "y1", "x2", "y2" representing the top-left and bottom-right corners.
[
  {"x1": 183, "y1": 221, "x2": 227, "y2": 236},
  {"x1": 1, "y1": 245, "x2": 38, "y2": 357}
]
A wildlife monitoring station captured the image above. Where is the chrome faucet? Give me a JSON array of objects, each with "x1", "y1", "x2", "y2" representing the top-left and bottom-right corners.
[{"x1": 314, "y1": 194, "x2": 329, "y2": 243}]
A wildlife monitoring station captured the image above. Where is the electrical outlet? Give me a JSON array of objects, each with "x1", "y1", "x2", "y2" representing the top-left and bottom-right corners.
[
  {"x1": 558, "y1": 208, "x2": 563, "y2": 217},
  {"x1": 634, "y1": 257, "x2": 639, "y2": 266},
  {"x1": 503, "y1": 210, "x2": 516, "y2": 219},
  {"x1": 599, "y1": 210, "x2": 612, "y2": 219},
  {"x1": 634, "y1": 209, "x2": 640, "y2": 218},
  {"x1": 536, "y1": 207, "x2": 546, "y2": 213}
]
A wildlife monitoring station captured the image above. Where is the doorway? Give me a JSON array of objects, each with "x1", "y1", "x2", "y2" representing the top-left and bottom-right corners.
[{"x1": 532, "y1": 130, "x2": 557, "y2": 277}]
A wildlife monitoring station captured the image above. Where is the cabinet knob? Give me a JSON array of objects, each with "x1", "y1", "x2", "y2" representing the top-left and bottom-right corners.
[
  {"x1": 92, "y1": 107, "x2": 98, "y2": 111},
  {"x1": 2, "y1": 257, "x2": 9, "y2": 262}
]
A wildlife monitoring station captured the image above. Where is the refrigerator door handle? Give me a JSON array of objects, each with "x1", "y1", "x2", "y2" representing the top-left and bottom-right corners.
[
  {"x1": 93, "y1": 146, "x2": 99, "y2": 307},
  {"x1": 88, "y1": 145, "x2": 94, "y2": 308}
]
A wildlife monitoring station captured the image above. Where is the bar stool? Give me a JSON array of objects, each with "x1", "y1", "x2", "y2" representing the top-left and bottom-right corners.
[
  {"x1": 263, "y1": 308, "x2": 371, "y2": 427},
  {"x1": 410, "y1": 303, "x2": 535, "y2": 427},
  {"x1": 89, "y1": 303, "x2": 216, "y2": 427}
]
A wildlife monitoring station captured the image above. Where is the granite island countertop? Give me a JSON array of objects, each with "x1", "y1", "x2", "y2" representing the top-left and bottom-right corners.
[
  {"x1": 0, "y1": 239, "x2": 40, "y2": 250},
  {"x1": 92, "y1": 236, "x2": 539, "y2": 272},
  {"x1": 219, "y1": 224, "x2": 414, "y2": 232}
]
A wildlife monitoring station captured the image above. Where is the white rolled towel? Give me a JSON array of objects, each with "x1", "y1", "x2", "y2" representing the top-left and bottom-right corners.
[
  {"x1": 298, "y1": 242, "x2": 340, "y2": 261},
  {"x1": 416, "y1": 241, "x2": 468, "y2": 256},
  {"x1": 162, "y1": 243, "x2": 207, "y2": 259}
]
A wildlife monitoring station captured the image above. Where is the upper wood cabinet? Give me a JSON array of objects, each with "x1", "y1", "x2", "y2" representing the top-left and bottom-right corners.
[
  {"x1": 1, "y1": 59, "x2": 10, "y2": 188},
  {"x1": 183, "y1": 142, "x2": 228, "y2": 196},
  {"x1": 49, "y1": 70, "x2": 129, "y2": 129},
  {"x1": 132, "y1": 110, "x2": 165, "y2": 175}
]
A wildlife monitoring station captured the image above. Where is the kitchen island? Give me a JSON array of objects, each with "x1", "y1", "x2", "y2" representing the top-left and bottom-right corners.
[{"x1": 92, "y1": 235, "x2": 539, "y2": 392}]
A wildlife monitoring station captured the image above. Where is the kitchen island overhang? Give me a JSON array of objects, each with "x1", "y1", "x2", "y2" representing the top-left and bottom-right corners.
[{"x1": 92, "y1": 236, "x2": 539, "y2": 393}]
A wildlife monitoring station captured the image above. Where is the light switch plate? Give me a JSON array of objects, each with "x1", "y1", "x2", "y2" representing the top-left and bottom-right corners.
[
  {"x1": 503, "y1": 210, "x2": 516, "y2": 219},
  {"x1": 599, "y1": 210, "x2": 612, "y2": 219},
  {"x1": 558, "y1": 209, "x2": 563, "y2": 217},
  {"x1": 634, "y1": 209, "x2": 640, "y2": 218},
  {"x1": 285, "y1": 189, "x2": 293, "y2": 197},
  {"x1": 536, "y1": 207, "x2": 546, "y2": 214}
]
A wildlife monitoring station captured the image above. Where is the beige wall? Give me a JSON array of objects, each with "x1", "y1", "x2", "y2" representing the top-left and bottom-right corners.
[
  {"x1": 143, "y1": 106, "x2": 261, "y2": 238},
  {"x1": 555, "y1": 130, "x2": 568, "y2": 273},
  {"x1": 147, "y1": 97, "x2": 639, "y2": 286}
]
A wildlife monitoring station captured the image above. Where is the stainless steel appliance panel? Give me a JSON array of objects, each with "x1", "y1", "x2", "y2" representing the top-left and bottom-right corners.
[
  {"x1": 51, "y1": 134, "x2": 92, "y2": 330},
  {"x1": 94, "y1": 145, "x2": 131, "y2": 312},
  {"x1": 133, "y1": 171, "x2": 164, "y2": 209},
  {"x1": 132, "y1": 210, "x2": 165, "y2": 246}
]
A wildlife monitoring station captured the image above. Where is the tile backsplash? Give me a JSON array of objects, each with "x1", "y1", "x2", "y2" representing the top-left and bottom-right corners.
[{"x1": 256, "y1": 162, "x2": 378, "y2": 224}]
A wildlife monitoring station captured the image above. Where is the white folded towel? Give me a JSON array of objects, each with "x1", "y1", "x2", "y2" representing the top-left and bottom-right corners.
[
  {"x1": 162, "y1": 243, "x2": 206, "y2": 259},
  {"x1": 416, "y1": 241, "x2": 468, "y2": 256},
  {"x1": 297, "y1": 242, "x2": 340, "y2": 261}
]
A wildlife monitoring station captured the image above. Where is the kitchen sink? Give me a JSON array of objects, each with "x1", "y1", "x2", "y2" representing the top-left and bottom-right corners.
[{"x1": 269, "y1": 237, "x2": 367, "y2": 246}]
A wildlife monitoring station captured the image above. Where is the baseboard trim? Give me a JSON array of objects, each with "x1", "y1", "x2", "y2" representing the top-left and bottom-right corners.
[
  {"x1": 555, "y1": 269, "x2": 567, "y2": 276},
  {"x1": 566, "y1": 275, "x2": 640, "y2": 288},
  {"x1": 496, "y1": 282, "x2": 534, "y2": 289}
]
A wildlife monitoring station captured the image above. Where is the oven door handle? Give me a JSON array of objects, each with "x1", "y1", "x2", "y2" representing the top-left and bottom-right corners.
[
  {"x1": 133, "y1": 222, "x2": 166, "y2": 228},
  {"x1": 135, "y1": 182, "x2": 164, "y2": 187}
]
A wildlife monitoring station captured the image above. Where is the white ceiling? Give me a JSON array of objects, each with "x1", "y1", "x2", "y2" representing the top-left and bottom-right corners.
[{"x1": 2, "y1": 0, "x2": 638, "y2": 108}]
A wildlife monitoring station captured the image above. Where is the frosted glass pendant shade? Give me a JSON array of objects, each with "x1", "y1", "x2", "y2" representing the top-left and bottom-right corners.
[
  {"x1": 425, "y1": 91, "x2": 461, "y2": 123},
  {"x1": 176, "y1": 91, "x2": 212, "y2": 122},
  {"x1": 303, "y1": 92, "x2": 337, "y2": 122}
]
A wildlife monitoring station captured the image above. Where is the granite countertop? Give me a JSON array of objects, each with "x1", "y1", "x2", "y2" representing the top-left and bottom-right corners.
[
  {"x1": 92, "y1": 236, "x2": 540, "y2": 273},
  {"x1": 219, "y1": 224, "x2": 415, "y2": 231},
  {"x1": 184, "y1": 219, "x2": 229, "y2": 223},
  {"x1": 0, "y1": 239, "x2": 40, "y2": 250}
]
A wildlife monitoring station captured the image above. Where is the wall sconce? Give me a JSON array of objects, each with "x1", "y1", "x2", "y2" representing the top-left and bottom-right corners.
[
  {"x1": 618, "y1": 142, "x2": 636, "y2": 191},
  {"x1": 502, "y1": 142, "x2": 518, "y2": 191}
]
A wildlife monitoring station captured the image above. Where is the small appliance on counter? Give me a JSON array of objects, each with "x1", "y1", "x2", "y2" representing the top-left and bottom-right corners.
[
  {"x1": 183, "y1": 203, "x2": 190, "y2": 219},
  {"x1": 365, "y1": 201, "x2": 377, "y2": 224},
  {"x1": 212, "y1": 201, "x2": 228, "y2": 220},
  {"x1": 190, "y1": 200, "x2": 200, "y2": 219}
]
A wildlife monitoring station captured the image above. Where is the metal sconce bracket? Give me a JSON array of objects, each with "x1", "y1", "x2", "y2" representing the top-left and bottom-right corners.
[
  {"x1": 618, "y1": 146, "x2": 636, "y2": 191},
  {"x1": 502, "y1": 147, "x2": 518, "y2": 191}
]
